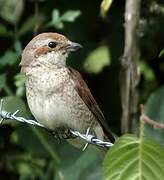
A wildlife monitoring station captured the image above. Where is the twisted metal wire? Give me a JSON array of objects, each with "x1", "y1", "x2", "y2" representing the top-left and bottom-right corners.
[{"x1": 0, "y1": 99, "x2": 113, "y2": 149}]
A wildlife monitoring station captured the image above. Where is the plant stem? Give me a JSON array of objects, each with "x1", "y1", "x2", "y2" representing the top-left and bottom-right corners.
[
  {"x1": 139, "y1": 116, "x2": 144, "y2": 141},
  {"x1": 31, "y1": 126, "x2": 60, "y2": 166},
  {"x1": 120, "y1": 0, "x2": 141, "y2": 133}
]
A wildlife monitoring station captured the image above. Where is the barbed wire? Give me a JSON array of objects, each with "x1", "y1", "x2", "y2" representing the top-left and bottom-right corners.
[{"x1": 0, "y1": 99, "x2": 113, "y2": 150}]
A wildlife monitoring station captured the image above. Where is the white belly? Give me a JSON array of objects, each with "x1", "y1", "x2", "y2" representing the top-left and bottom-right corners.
[{"x1": 27, "y1": 94, "x2": 70, "y2": 130}]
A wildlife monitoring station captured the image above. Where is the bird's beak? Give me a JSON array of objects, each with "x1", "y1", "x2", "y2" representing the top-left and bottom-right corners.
[{"x1": 66, "y1": 42, "x2": 83, "y2": 52}]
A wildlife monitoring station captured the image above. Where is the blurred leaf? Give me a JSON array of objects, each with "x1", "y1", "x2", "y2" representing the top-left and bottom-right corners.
[
  {"x1": 52, "y1": 9, "x2": 60, "y2": 23},
  {"x1": 47, "y1": 9, "x2": 64, "y2": 29},
  {"x1": 0, "y1": 0, "x2": 24, "y2": 24},
  {"x1": 47, "y1": 9, "x2": 81, "y2": 29},
  {"x1": 16, "y1": 125, "x2": 60, "y2": 165},
  {"x1": 56, "y1": 146, "x2": 103, "y2": 180},
  {"x1": 14, "y1": 74, "x2": 25, "y2": 97},
  {"x1": 139, "y1": 61, "x2": 155, "y2": 81},
  {"x1": 2, "y1": 151, "x2": 46, "y2": 180},
  {"x1": 0, "y1": 41, "x2": 21, "y2": 67},
  {"x1": 100, "y1": 0, "x2": 113, "y2": 18},
  {"x1": 0, "y1": 23, "x2": 12, "y2": 36},
  {"x1": 0, "y1": 73, "x2": 6, "y2": 90},
  {"x1": 83, "y1": 165, "x2": 103, "y2": 180},
  {"x1": 31, "y1": 127, "x2": 60, "y2": 165},
  {"x1": 150, "y1": 2, "x2": 164, "y2": 16},
  {"x1": 18, "y1": 14, "x2": 45, "y2": 36},
  {"x1": 0, "y1": 50, "x2": 20, "y2": 66},
  {"x1": 159, "y1": 48, "x2": 164, "y2": 57},
  {"x1": 14, "y1": 74, "x2": 25, "y2": 87},
  {"x1": 84, "y1": 45, "x2": 111, "y2": 74},
  {"x1": 14, "y1": 40, "x2": 22, "y2": 54},
  {"x1": 139, "y1": 61, "x2": 157, "y2": 101},
  {"x1": 2, "y1": 96, "x2": 29, "y2": 117},
  {"x1": 103, "y1": 134, "x2": 164, "y2": 180},
  {"x1": 144, "y1": 86, "x2": 164, "y2": 144},
  {"x1": 61, "y1": 10, "x2": 81, "y2": 22},
  {"x1": 0, "y1": 23, "x2": 7, "y2": 34}
]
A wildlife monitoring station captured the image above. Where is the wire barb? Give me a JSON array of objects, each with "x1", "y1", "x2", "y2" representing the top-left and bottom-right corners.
[{"x1": 0, "y1": 99, "x2": 113, "y2": 149}]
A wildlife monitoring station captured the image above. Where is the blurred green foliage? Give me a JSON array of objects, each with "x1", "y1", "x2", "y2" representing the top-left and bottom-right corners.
[
  {"x1": 84, "y1": 45, "x2": 111, "y2": 74},
  {"x1": 0, "y1": 0, "x2": 164, "y2": 179},
  {"x1": 0, "y1": 0, "x2": 24, "y2": 24},
  {"x1": 100, "y1": 0, "x2": 113, "y2": 18},
  {"x1": 145, "y1": 86, "x2": 164, "y2": 145},
  {"x1": 47, "y1": 9, "x2": 81, "y2": 29}
]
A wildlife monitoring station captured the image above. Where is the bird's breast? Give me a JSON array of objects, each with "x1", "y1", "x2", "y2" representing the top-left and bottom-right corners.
[
  {"x1": 25, "y1": 67, "x2": 97, "y2": 133},
  {"x1": 25, "y1": 68, "x2": 70, "y2": 127}
]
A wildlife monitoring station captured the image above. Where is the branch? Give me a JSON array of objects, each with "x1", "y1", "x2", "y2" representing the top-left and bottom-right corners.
[
  {"x1": 140, "y1": 105, "x2": 164, "y2": 129},
  {"x1": 120, "y1": 0, "x2": 141, "y2": 133}
]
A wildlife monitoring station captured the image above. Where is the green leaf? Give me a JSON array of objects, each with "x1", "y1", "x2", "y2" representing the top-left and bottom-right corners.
[
  {"x1": 139, "y1": 61, "x2": 155, "y2": 81},
  {"x1": 0, "y1": 49, "x2": 20, "y2": 66},
  {"x1": 2, "y1": 96, "x2": 29, "y2": 117},
  {"x1": 14, "y1": 74, "x2": 26, "y2": 97},
  {"x1": 14, "y1": 41, "x2": 22, "y2": 54},
  {"x1": 0, "y1": 23, "x2": 13, "y2": 37},
  {"x1": 103, "y1": 134, "x2": 164, "y2": 180},
  {"x1": 47, "y1": 9, "x2": 81, "y2": 29},
  {"x1": 61, "y1": 10, "x2": 81, "y2": 22},
  {"x1": 84, "y1": 45, "x2": 111, "y2": 74},
  {"x1": 0, "y1": 0, "x2": 24, "y2": 24},
  {"x1": 55, "y1": 146, "x2": 103, "y2": 180},
  {"x1": 16, "y1": 126, "x2": 60, "y2": 166},
  {"x1": 52, "y1": 9, "x2": 60, "y2": 23},
  {"x1": 100, "y1": 0, "x2": 113, "y2": 18},
  {"x1": 145, "y1": 86, "x2": 164, "y2": 144},
  {"x1": 0, "y1": 23, "x2": 6, "y2": 34},
  {"x1": 47, "y1": 9, "x2": 64, "y2": 29},
  {"x1": 0, "y1": 41, "x2": 21, "y2": 67},
  {"x1": 14, "y1": 74, "x2": 25, "y2": 87}
]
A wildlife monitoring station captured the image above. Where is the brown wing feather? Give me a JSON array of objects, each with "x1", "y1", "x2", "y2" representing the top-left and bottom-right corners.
[{"x1": 68, "y1": 67, "x2": 115, "y2": 143}]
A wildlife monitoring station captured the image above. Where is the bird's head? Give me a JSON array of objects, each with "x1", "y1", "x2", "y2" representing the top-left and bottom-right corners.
[{"x1": 20, "y1": 32, "x2": 82, "y2": 74}]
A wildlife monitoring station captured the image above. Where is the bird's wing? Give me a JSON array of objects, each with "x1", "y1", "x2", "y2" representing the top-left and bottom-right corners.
[{"x1": 68, "y1": 67, "x2": 115, "y2": 143}]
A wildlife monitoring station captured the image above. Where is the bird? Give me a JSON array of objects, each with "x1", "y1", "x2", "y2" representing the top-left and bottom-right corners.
[{"x1": 20, "y1": 32, "x2": 115, "y2": 145}]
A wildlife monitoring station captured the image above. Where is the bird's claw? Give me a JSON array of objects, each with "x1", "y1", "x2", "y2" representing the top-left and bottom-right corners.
[{"x1": 51, "y1": 128, "x2": 75, "y2": 142}]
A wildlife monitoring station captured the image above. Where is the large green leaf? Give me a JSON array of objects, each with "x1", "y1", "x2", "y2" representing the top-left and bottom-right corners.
[
  {"x1": 145, "y1": 86, "x2": 164, "y2": 144},
  {"x1": 103, "y1": 134, "x2": 164, "y2": 180}
]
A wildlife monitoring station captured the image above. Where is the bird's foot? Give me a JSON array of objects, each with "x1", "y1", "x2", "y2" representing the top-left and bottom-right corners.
[{"x1": 50, "y1": 128, "x2": 75, "y2": 142}]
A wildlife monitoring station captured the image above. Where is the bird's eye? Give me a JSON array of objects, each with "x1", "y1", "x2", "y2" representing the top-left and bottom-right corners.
[{"x1": 48, "y1": 41, "x2": 57, "y2": 48}]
